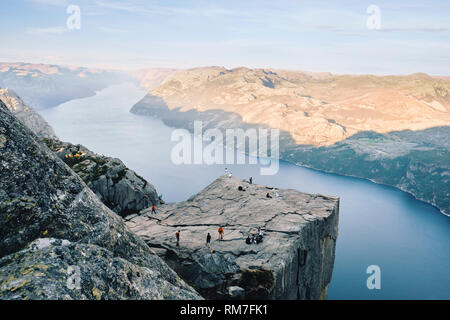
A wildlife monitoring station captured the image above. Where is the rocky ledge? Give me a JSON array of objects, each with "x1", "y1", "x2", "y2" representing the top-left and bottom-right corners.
[
  {"x1": 0, "y1": 101, "x2": 201, "y2": 300},
  {"x1": 126, "y1": 176, "x2": 339, "y2": 300},
  {"x1": 43, "y1": 138, "x2": 161, "y2": 217}
]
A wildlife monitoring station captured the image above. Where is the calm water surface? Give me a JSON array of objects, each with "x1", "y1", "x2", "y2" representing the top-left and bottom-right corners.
[{"x1": 40, "y1": 83, "x2": 450, "y2": 299}]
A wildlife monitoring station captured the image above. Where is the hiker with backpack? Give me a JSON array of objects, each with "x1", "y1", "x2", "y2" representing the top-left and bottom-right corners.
[{"x1": 206, "y1": 233, "x2": 212, "y2": 247}]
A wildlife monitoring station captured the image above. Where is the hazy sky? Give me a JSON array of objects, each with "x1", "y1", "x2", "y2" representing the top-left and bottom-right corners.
[{"x1": 1, "y1": 0, "x2": 450, "y2": 75}]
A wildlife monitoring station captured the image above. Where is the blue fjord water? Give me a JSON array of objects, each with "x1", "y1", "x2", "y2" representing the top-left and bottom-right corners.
[{"x1": 40, "y1": 83, "x2": 450, "y2": 299}]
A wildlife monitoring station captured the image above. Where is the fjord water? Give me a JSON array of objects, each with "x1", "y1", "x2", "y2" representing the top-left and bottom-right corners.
[{"x1": 40, "y1": 83, "x2": 450, "y2": 299}]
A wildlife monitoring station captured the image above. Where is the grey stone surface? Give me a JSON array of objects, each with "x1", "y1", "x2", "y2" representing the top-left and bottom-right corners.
[
  {"x1": 0, "y1": 101, "x2": 201, "y2": 300},
  {"x1": 43, "y1": 139, "x2": 161, "y2": 217},
  {"x1": 126, "y1": 176, "x2": 340, "y2": 300},
  {"x1": 0, "y1": 88, "x2": 57, "y2": 139}
]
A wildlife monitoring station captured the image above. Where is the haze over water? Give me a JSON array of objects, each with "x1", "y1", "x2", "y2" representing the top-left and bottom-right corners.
[{"x1": 40, "y1": 83, "x2": 450, "y2": 299}]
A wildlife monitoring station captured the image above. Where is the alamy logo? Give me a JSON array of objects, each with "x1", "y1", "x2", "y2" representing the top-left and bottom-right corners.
[
  {"x1": 66, "y1": 5, "x2": 81, "y2": 30},
  {"x1": 366, "y1": 5, "x2": 381, "y2": 30},
  {"x1": 366, "y1": 265, "x2": 381, "y2": 290},
  {"x1": 171, "y1": 121, "x2": 280, "y2": 175}
]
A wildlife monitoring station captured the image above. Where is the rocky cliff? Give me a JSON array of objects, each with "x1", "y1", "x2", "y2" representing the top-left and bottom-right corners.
[
  {"x1": 0, "y1": 88, "x2": 57, "y2": 139},
  {"x1": 0, "y1": 101, "x2": 201, "y2": 300},
  {"x1": 126, "y1": 176, "x2": 339, "y2": 300},
  {"x1": 43, "y1": 139, "x2": 161, "y2": 217}
]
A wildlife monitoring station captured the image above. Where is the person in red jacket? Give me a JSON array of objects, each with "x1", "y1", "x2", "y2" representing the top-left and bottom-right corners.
[{"x1": 218, "y1": 226, "x2": 224, "y2": 240}]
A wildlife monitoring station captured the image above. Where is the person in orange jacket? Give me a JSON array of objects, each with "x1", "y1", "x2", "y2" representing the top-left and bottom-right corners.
[{"x1": 218, "y1": 226, "x2": 224, "y2": 240}]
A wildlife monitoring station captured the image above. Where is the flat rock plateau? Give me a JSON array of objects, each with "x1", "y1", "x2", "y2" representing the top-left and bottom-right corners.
[{"x1": 126, "y1": 176, "x2": 339, "y2": 300}]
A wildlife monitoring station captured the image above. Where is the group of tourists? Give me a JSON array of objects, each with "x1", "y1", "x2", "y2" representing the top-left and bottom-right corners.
[
  {"x1": 173, "y1": 171, "x2": 269, "y2": 248},
  {"x1": 175, "y1": 226, "x2": 225, "y2": 247},
  {"x1": 246, "y1": 228, "x2": 264, "y2": 245}
]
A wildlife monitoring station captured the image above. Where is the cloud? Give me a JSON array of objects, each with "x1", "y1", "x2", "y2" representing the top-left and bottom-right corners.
[
  {"x1": 26, "y1": 26, "x2": 68, "y2": 35},
  {"x1": 27, "y1": 0, "x2": 69, "y2": 6},
  {"x1": 97, "y1": 26, "x2": 128, "y2": 34},
  {"x1": 94, "y1": 0, "x2": 245, "y2": 18},
  {"x1": 376, "y1": 27, "x2": 450, "y2": 33}
]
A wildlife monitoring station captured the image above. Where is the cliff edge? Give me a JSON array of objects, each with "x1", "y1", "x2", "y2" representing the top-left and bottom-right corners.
[{"x1": 126, "y1": 176, "x2": 339, "y2": 300}]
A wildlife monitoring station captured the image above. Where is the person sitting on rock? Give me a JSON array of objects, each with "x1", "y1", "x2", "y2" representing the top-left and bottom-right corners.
[
  {"x1": 266, "y1": 192, "x2": 272, "y2": 199},
  {"x1": 256, "y1": 234, "x2": 263, "y2": 244},
  {"x1": 151, "y1": 205, "x2": 156, "y2": 214},
  {"x1": 176, "y1": 230, "x2": 180, "y2": 246},
  {"x1": 206, "y1": 233, "x2": 211, "y2": 247},
  {"x1": 218, "y1": 226, "x2": 224, "y2": 240},
  {"x1": 246, "y1": 235, "x2": 252, "y2": 245}
]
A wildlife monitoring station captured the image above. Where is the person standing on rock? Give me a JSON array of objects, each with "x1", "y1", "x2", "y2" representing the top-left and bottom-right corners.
[
  {"x1": 225, "y1": 168, "x2": 228, "y2": 176},
  {"x1": 151, "y1": 205, "x2": 156, "y2": 214},
  {"x1": 249, "y1": 177, "x2": 253, "y2": 184},
  {"x1": 176, "y1": 230, "x2": 180, "y2": 246},
  {"x1": 206, "y1": 233, "x2": 211, "y2": 247},
  {"x1": 218, "y1": 226, "x2": 224, "y2": 240}
]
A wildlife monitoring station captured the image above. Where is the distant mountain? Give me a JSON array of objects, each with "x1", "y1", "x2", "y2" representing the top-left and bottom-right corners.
[
  {"x1": 147, "y1": 66, "x2": 450, "y2": 146},
  {"x1": 0, "y1": 62, "x2": 125, "y2": 109},
  {"x1": 131, "y1": 66, "x2": 450, "y2": 216},
  {"x1": 131, "y1": 68, "x2": 177, "y2": 91},
  {"x1": 0, "y1": 88, "x2": 56, "y2": 139}
]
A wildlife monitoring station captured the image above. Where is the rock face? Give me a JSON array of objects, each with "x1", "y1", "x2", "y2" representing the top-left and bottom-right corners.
[
  {"x1": 0, "y1": 88, "x2": 57, "y2": 139},
  {"x1": 43, "y1": 139, "x2": 161, "y2": 217},
  {"x1": 126, "y1": 176, "x2": 339, "y2": 300},
  {"x1": 0, "y1": 101, "x2": 201, "y2": 300}
]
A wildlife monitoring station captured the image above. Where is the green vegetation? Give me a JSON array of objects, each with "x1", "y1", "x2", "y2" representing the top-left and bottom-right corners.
[{"x1": 282, "y1": 129, "x2": 450, "y2": 215}]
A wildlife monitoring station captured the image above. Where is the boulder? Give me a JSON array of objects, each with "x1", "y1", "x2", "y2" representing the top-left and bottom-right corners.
[{"x1": 43, "y1": 139, "x2": 161, "y2": 217}]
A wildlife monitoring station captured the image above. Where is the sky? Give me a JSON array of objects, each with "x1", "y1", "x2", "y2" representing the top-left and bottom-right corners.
[{"x1": 1, "y1": 0, "x2": 449, "y2": 75}]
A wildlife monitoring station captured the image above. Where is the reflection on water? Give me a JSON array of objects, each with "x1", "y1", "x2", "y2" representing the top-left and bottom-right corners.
[{"x1": 40, "y1": 83, "x2": 450, "y2": 299}]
